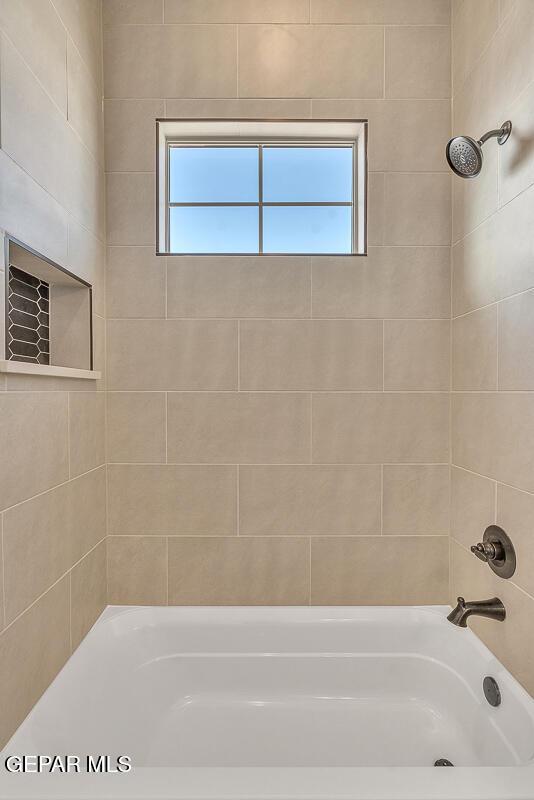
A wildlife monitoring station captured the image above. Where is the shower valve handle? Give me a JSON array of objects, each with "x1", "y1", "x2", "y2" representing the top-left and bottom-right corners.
[
  {"x1": 469, "y1": 526, "x2": 516, "y2": 579},
  {"x1": 470, "y1": 541, "x2": 502, "y2": 563}
]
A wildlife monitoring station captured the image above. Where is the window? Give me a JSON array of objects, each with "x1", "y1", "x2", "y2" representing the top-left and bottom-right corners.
[{"x1": 157, "y1": 120, "x2": 367, "y2": 256}]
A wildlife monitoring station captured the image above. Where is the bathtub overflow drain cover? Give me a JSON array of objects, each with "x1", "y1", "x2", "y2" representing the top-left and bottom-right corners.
[
  {"x1": 434, "y1": 759, "x2": 454, "y2": 767},
  {"x1": 483, "y1": 676, "x2": 501, "y2": 707}
]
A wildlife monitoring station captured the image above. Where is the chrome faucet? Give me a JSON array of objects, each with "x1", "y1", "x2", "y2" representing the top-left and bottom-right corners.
[{"x1": 447, "y1": 596, "x2": 506, "y2": 628}]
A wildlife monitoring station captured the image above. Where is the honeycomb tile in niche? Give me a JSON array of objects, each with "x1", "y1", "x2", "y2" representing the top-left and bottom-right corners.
[{"x1": 7, "y1": 266, "x2": 50, "y2": 365}]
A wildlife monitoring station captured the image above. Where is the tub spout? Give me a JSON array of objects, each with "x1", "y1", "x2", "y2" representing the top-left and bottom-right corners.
[{"x1": 447, "y1": 596, "x2": 506, "y2": 628}]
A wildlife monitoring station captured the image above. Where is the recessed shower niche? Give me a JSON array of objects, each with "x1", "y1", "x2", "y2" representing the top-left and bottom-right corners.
[{"x1": 1, "y1": 235, "x2": 97, "y2": 378}]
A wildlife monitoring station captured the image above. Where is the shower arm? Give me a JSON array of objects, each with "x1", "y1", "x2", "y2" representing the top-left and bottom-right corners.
[
  {"x1": 478, "y1": 121, "x2": 513, "y2": 147},
  {"x1": 478, "y1": 129, "x2": 504, "y2": 145}
]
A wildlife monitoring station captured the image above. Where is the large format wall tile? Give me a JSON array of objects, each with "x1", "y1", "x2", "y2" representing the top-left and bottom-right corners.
[
  {"x1": 67, "y1": 38, "x2": 104, "y2": 164},
  {"x1": 451, "y1": 466, "x2": 495, "y2": 549},
  {"x1": 166, "y1": 256, "x2": 311, "y2": 319},
  {"x1": 103, "y1": 0, "x2": 164, "y2": 25},
  {"x1": 0, "y1": 393, "x2": 69, "y2": 511},
  {"x1": 0, "y1": 147, "x2": 69, "y2": 270},
  {"x1": 53, "y1": 0, "x2": 103, "y2": 87},
  {"x1": 69, "y1": 392, "x2": 106, "y2": 477},
  {"x1": 452, "y1": 181, "x2": 534, "y2": 317},
  {"x1": 382, "y1": 465, "x2": 449, "y2": 535},
  {"x1": 108, "y1": 536, "x2": 167, "y2": 605},
  {"x1": 106, "y1": 247, "x2": 166, "y2": 319},
  {"x1": 312, "y1": 98, "x2": 450, "y2": 173},
  {"x1": 239, "y1": 465, "x2": 381, "y2": 535},
  {"x1": 0, "y1": 530, "x2": 4, "y2": 632},
  {"x1": 167, "y1": 393, "x2": 311, "y2": 464},
  {"x1": 498, "y1": 290, "x2": 534, "y2": 390},
  {"x1": 104, "y1": 24, "x2": 237, "y2": 98},
  {"x1": 168, "y1": 536, "x2": 310, "y2": 604},
  {"x1": 497, "y1": 484, "x2": 534, "y2": 599},
  {"x1": 0, "y1": 578, "x2": 70, "y2": 749},
  {"x1": 238, "y1": 24, "x2": 384, "y2": 98},
  {"x1": 0, "y1": 0, "x2": 68, "y2": 113},
  {"x1": 70, "y1": 540, "x2": 106, "y2": 650},
  {"x1": 240, "y1": 320, "x2": 383, "y2": 391},
  {"x1": 2, "y1": 468, "x2": 106, "y2": 623},
  {"x1": 165, "y1": 97, "x2": 312, "y2": 120},
  {"x1": 452, "y1": 0, "x2": 499, "y2": 92},
  {"x1": 384, "y1": 320, "x2": 450, "y2": 390},
  {"x1": 107, "y1": 320, "x2": 238, "y2": 390},
  {"x1": 311, "y1": 0, "x2": 450, "y2": 24},
  {"x1": 107, "y1": 392, "x2": 166, "y2": 463},
  {"x1": 312, "y1": 393, "x2": 449, "y2": 464},
  {"x1": 108, "y1": 465, "x2": 237, "y2": 534},
  {"x1": 104, "y1": 99, "x2": 164, "y2": 173},
  {"x1": 452, "y1": 306, "x2": 498, "y2": 391},
  {"x1": 385, "y1": 26, "x2": 451, "y2": 98},
  {"x1": 384, "y1": 173, "x2": 451, "y2": 246},
  {"x1": 312, "y1": 249, "x2": 450, "y2": 319},
  {"x1": 1, "y1": 37, "x2": 69, "y2": 212},
  {"x1": 106, "y1": 172, "x2": 155, "y2": 246},
  {"x1": 311, "y1": 536, "x2": 449, "y2": 604},
  {"x1": 499, "y1": 79, "x2": 534, "y2": 208},
  {"x1": 453, "y1": 393, "x2": 534, "y2": 493},
  {"x1": 165, "y1": 0, "x2": 310, "y2": 23}
]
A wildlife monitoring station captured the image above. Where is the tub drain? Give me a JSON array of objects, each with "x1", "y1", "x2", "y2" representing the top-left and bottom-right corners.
[{"x1": 434, "y1": 758, "x2": 454, "y2": 766}]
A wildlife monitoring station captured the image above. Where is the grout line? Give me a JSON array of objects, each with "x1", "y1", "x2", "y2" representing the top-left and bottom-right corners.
[
  {"x1": 309, "y1": 256, "x2": 313, "y2": 317},
  {"x1": 165, "y1": 535, "x2": 169, "y2": 605},
  {"x1": 309, "y1": 393, "x2": 313, "y2": 464},
  {"x1": 381, "y1": 320, "x2": 385, "y2": 390},
  {"x1": 103, "y1": 389, "x2": 451, "y2": 394},
  {"x1": 1, "y1": 514, "x2": 6, "y2": 630},
  {"x1": 105, "y1": 316, "x2": 455, "y2": 322},
  {"x1": 106, "y1": 461, "x2": 451, "y2": 467},
  {"x1": 67, "y1": 393, "x2": 71, "y2": 479},
  {"x1": 496, "y1": 301, "x2": 500, "y2": 391},
  {"x1": 382, "y1": 24, "x2": 386, "y2": 100},
  {"x1": 308, "y1": 536, "x2": 312, "y2": 606},
  {"x1": 165, "y1": 392, "x2": 168, "y2": 464},
  {"x1": 236, "y1": 25, "x2": 239, "y2": 97},
  {"x1": 453, "y1": 287, "x2": 534, "y2": 322},
  {"x1": 0, "y1": 464, "x2": 104, "y2": 516},
  {"x1": 380, "y1": 464, "x2": 384, "y2": 535},
  {"x1": 451, "y1": 463, "x2": 534, "y2": 499},
  {"x1": 105, "y1": 463, "x2": 109, "y2": 604},
  {"x1": 237, "y1": 320, "x2": 241, "y2": 391},
  {"x1": 108, "y1": 532, "x2": 447, "y2": 539},
  {"x1": 68, "y1": 570, "x2": 73, "y2": 653},
  {"x1": 0, "y1": 535, "x2": 106, "y2": 636},
  {"x1": 236, "y1": 465, "x2": 240, "y2": 536}
]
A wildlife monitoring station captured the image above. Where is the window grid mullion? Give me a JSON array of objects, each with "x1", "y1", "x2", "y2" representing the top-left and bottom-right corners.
[{"x1": 259, "y1": 145, "x2": 263, "y2": 255}]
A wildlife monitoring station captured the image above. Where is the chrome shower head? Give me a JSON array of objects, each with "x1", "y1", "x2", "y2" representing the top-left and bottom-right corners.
[
  {"x1": 446, "y1": 120, "x2": 512, "y2": 179},
  {"x1": 446, "y1": 135, "x2": 483, "y2": 178}
]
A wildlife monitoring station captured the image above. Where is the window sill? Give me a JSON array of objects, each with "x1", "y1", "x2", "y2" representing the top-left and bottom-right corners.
[{"x1": 0, "y1": 361, "x2": 101, "y2": 380}]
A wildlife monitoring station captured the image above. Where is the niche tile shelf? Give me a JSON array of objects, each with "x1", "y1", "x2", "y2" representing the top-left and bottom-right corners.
[
  {"x1": 2, "y1": 235, "x2": 100, "y2": 381},
  {"x1": 7, "y1": 266, "x2": 50, "y2": 364}
]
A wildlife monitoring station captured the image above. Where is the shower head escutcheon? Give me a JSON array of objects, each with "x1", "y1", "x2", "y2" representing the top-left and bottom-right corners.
[{"x1": 446, "y1": 120, "x2": 512, "y2": 178}]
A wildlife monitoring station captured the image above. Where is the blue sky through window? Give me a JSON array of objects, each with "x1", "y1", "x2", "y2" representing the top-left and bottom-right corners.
[{"x1": 168, "y1": 144, "x2": 353, "y2": 254}]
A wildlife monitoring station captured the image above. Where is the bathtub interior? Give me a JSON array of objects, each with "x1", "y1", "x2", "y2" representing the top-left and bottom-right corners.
[{"x1": 4, "y1": 606, "x2": 534, "y2": 772}]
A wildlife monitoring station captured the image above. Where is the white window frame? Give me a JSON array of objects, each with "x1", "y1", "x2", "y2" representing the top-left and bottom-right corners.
[{"x1": 156, "y1": 119, "x2": 368, "y2": 257}]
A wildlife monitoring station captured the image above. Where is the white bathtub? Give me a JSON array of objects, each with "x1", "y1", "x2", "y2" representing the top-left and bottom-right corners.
[{"x1": 1, "y1": 605, "x2": 534, "y2": 799}]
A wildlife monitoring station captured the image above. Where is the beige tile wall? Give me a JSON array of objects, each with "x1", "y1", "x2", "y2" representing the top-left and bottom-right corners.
[
  {"x1": 104, "y1": 0, "x2": 452, "y2": 608},
  {"x1": 451, "y1": 0, "x2": 534, "y2": 696},
  {"x1": 0, "y1": 0, "x2": 106, "y2": 748}
]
